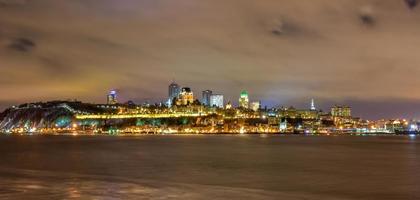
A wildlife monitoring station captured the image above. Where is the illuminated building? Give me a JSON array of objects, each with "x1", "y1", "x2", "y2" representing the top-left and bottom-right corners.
[
  {"x1": 279, "y1": 118, "x2": 288, "y2": 132},
  {"x1": 2, "y1": 98, "x2": 400, "y2": 134},
  {"x1": 210, "y1": 94, "x2": 224, "y2": 108},
  {"x1": 251, "y1": 101, "x2": 260, "y2": 111},
  {"x1": 331, "y1": 105, "x2": 351, "y2": 117},
  {"x1": 177, "y1": 87, "x2": 194, "y2": 105},
  {"x1": 107, "y1": 90, "x2": 118, "y2": 105},
  {"x1": 278, "y1": 106, "x2": 319, "y2": 119},
  {"x1": 239, "y1": 90, "x2": 249, "y2": 109},
  {"x1": 225, "y1": 101, "x2": 232, "y2": 109},
  {"x1": 409, "y1": 122, "x2": 419, "y2": 132},
  {"x1": 168, "y1": 82, "x2": 180, "y2": 106},
  {"x1": 202, "y1": 90, "x2": 213, "y2": 106},
  {"x1": 169, "y1": 82, "x2": 180, "y2": 99},
  {"x1": 310, "y1": 99, "x2": 316, "y2": 110},
  {"x1": 385, "y1": 120, "x2": 407, "y2": 133},
  {"x1": 331, "y1": 105, "x2": 353, "y2": 128}
]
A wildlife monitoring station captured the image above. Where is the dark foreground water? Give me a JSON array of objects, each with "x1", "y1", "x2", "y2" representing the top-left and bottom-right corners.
[{"x1": 0, "y1": 135, "x2": 418, "y2": 200}]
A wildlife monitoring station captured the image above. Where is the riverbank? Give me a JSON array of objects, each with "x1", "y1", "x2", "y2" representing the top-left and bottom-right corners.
[{"x1": 0, "y1": 131, "x2": 416, "y2": 136}]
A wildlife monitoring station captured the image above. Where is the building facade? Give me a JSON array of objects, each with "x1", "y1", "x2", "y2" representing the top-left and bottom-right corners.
[
  {"x1": 239, "y1": 90, "x2": 249, "y2": 109},
  {"x1": 168, "y1": 82, "x2": 181, "y2": 106},
  {"x1": 251, "y1": 101, "x2": 260, "y2": 112},
  {"x1": 225, "y1": 101, "x2": 232, "y2": 109},
  {"x1": 202, "y1": 90, "x2": 213, "y2": 106},
  {"x1": 107, "y1": 90, "x2": 118, "y2": 105},
  {"x1": 177, "y1": 87, "x2": 194, "y2": 105},
  {"x1": 210, "y1": 94, "x2": 224, "y2": 108},
  {"x1": 331, "y1": 105, "x2": 352, "y2": 117}
]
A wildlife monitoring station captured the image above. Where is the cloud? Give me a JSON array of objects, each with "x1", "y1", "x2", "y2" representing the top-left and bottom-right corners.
[
  {"x1": 7, "y1": 37, "x2": 36, "y2": 52},
  {"x1": 269, "y1": 18, "x2": 313, "y2": 37},
  {"x1": 0, "y1": 0, "x2": 420, "y2": 118},
  {"x1": 359, "y1": 6, "x2": 376, "y2": 26},
  {"x1": 360, "y1": 13, "x2": 375, "y2": 26},
  {"x1": 0, "y1": 0, "x2": 26, "y2": 7},
  {"x1": 405, "y1": 0, "x2": 418, "y2": 9}
]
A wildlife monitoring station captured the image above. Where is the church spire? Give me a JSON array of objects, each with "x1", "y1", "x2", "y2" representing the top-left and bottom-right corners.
[{"x1": 310, "y1": 99, "x2": 316, "y2": 110}]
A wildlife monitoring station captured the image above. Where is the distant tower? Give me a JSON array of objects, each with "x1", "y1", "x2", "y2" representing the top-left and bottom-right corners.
[
  {"x1": 310, "y1": 99, "x2": 316, "y2": 110},
  {"x1": 239, "y1": 90, "x2": 249, "y2": 109},
  {"x1": 202, "y1": 90, "x2": 213, "y2": 106},
  {"x1": 168, "y1": 82, "x2": 180, "y2": 106},
  {"x1": 107, "y1": 90, "x2": 118, "y2": 105}
]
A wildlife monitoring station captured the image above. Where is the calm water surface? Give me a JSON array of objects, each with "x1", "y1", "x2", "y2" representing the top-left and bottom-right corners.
[{"x1": 0, "y1": 135, "x2": 418, "y2": 199}]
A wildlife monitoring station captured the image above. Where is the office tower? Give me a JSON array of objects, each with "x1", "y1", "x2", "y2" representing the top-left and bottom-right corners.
[
  {"x1": 202, "y1": 90, "x2": 213, "y2": 106},
  {"x1": 168, "y1": 82, "x2": 180, "y2": 106},
  {"x1": 107, "y1": 90, "x2": 118, "y2": 105},
  {"x1": 239, "y1": 90, "x2": 249, "y2": 109}
]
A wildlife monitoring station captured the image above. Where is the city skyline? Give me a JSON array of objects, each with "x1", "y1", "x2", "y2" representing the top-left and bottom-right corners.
[
  {"x1": 1, "y1": 0, "x2": 420, "y2": 119},
  {"x1": 1, "y1": 2, "x2": 420, "y2": 199},
  {"x1": 1, "y1": 81, "x2": 420, "y2": 120}
]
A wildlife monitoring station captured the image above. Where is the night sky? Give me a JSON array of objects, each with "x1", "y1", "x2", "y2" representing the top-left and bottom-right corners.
[{"x1": 1, "y1": 0, "x2": 420, "y2": 119}]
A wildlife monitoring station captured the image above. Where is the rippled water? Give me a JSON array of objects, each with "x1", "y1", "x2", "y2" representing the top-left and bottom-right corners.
[{"x1": 0, "y1": 135, "x2": 418, "y2": 199}]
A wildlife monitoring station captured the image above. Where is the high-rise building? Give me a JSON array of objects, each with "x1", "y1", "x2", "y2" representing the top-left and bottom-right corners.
[
  {"x1": 107, "y1": 90, "x2": 118, "y2": 105},
  {"x1": 178, "y1": 87, "x2": 194, "y2": 105},
  {"x1": 239, "y1": 90, "x2": 249, "y2": 109},
  {"x1": 202, "y1": 90, "x2": 213, "y2": 106},
  {"x1": 331, "y1": 105, "x2": 351, "y2": 117},
  {"x1": 210, "y1": 94, "x2": 224, "y2": 108},
  {"x1": 310, "y1": 99, "x2": 316, "y2": 110},
  {"x1": 251, "y1": 101, "x2": 261, "y2": 112},
  {"x1": 168, "y1": 82, "x2": 180, "y2": 106}
]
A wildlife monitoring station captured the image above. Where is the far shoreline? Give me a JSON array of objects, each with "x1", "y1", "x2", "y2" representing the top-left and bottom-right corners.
[{"x1": 0, "y1": 132, "x2": 416, "y2": 137}]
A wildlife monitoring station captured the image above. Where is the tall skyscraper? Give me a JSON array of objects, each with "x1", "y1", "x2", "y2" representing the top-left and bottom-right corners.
[
  {"x1": 107, "y1": 90, "x2": 118, "y2": 105},
  {"x1": 310, "y1": 99, "x2": 316, "y2": 110},
  {"x1": 239, "y1": 90, "x2": 249, "y2": 109},
  {"x1": 210, "y1": 94, "x2": 224, "y2": 108},
  {"x1": 168, "y1": 82, "x2": 180, "y2": 106},
  {"x1": 178, "y1": 87, "x2": 194, "y2": 105},
  {"x1": 202, "y1": 90, "x2": 213, "y2": 106}
]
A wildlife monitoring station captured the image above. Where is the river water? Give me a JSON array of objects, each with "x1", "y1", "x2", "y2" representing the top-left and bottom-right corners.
[{"x1": 0, "y1": 135, "x2": 418, "y2": 199}]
